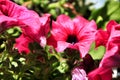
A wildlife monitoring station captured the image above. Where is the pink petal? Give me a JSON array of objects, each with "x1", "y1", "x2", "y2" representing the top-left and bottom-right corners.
[
  {"x1": 73, "y1": 16, "x2": 89, "y2": 35},
  {"x1": 72, "y1": 67, "x2": 88, "y2": 80},
  {"x1": 0, "y1": 15, "x2": 18, "y2": 33},
  {"x1": 39, "y1": 13, "x2": 51, "y2": 26},
  {"x1": 47, "y1": 35, "x2": 57, "y2": 48},
  {"x1": 0, "y1": 0, "x2": 22, "y2": 32},
  {"x1": 106, "y1": 20, "x2": 118, "y2": 34},
  {"x1": 21, "y1": 13, "x2": 50, "y2": 47},
  {"x1": 0, "y1": 0, "x2": 27, "y2": 17},
  {"x1": 88, "y1": 67, "x2": 112, "y2": 80},
  {"x1": 95, "y1": 30, "x2": 109, "y2": 47},
  {"x1": 56, "y1": 14, "x2": 74, "y2": 34},
  {"x1": 73, "y1": 16, "x2": 89, "y2": 25},
  {"x1": 77, "y1": 20, "x2": 97, "y2": 39},
  {"x1": 78, "y1": 42, "x2": 91, "y2": 58},
  {"x1": 39, "y1": 14, "x2": 51, "y2": 47},
  {"x1": 39, "y1": 14, "x2": 51, "y2": 36},
  {"x1": 51, "y1": 21, "x2": 67, "y2": 41},
  {"x1": 100, "y1": 44, "x2": 120, "y2": 68},
  {"x1": 19, "y1": 11, "x2": 50, "y2": 47},
  {"x1": 76, "y1": 20, "x2": 97, "y2": 58},
  {"x1": 108, "y1": 24, "x2": 120, "y2": 43},
  {"x1": 98, "y1": 20, "x2": 120, "y2": 68},
  {"x1": 56, "y1": 41, "x2": 70, "y2": 52},
  {"x1": 15, "y1": 34, "x2": 33, "y2": 54},
  {"x1": 94, "y1": 20, "x2": 118, "y2": 48},
  {"x1": 0, "y1": 0, "x2": 50, "y2": 47},
  {"x1": 18, "y1": 10, "x2": 41, "y2": 38},
  {"x1": 39, "y1": 36, "x2": 46, "y2": 47},
  {"x1": 68, "y1": 43, "x2": 78, "y2": 50}
]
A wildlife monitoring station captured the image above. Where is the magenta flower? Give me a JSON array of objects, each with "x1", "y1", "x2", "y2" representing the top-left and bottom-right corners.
[
  {"x1": 95, "y1": 20, "x2": 118, "y2": 47},
  {"x1": 86, "y1": 20, "x2": 120, "y2": 80},
  {"x1": 15, "y1": 13, "x2": 50, "y2": 54},
  {"x1": 47, "y1": 14, "x2": 97, "y2": 57},
  {"x1": 95, "y1": 20, "x2": 120, "y2": 68},
  {"x1": 15, "y1": 34, "x2": 33, "y2": 54},
  {"x1": 0, "y1": 0, "x2": 51, "y2": 54},
  {"x1": 20, "y1": 13, "x2": 51, "y2": 47},
  {"x1": 88, "y1": 67, "x2": 112, "y2": 80},
  {"x1": 95, "y1": 29, "x2": 109, "y2": 47},
  {"x1": 100, "y1": 44, "x2": 120, "y2": 68},
  {"x1": 0, "y1": 0, "x2": 20, "y2": 32}
]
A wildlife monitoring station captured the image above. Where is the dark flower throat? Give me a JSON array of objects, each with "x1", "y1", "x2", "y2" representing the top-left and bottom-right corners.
[{"x1": 66, "y1": 35, "x2": 78, "y2": 44}]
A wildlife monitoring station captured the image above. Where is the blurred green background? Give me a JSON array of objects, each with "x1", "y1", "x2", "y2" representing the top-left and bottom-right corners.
[{"x1": 13, "y1": 0, "x2": 120, "y2": 28}]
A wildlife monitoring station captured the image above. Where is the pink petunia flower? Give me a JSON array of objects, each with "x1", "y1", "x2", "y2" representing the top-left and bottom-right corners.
[
  {"x1": 20, "y1": 13, "x2": 51, "y2": 47},
  {"x1": 15, "y1": 34, "x2": 33, "y2": 54},
  {"x1": 91, "y1": 20, "x2": 120, "y2": 79},
  {"x1": 47, "y1": 14, "x2": 97, "y2": 57},
  {"x1": 15, "y1": 13, "x2": 51, "y2": 54},
  {"x1": 0, "y1": 0, "x2": 51, "y2": 54},
  {"x1": 96, "y1": 20, "x2": 120, "y2": 68}
]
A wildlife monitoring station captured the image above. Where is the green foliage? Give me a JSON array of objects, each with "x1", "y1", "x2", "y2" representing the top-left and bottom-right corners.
[
  {"x1": 14, "y1": 0, "x2": 93, "y2": 19},
  {"x1": 89, "y1": 42, "x2": 106, "y2": 60},
  {"x1": 89, "y1": 0, "x2": 120, "y2": 29},
  {"x1": 0, "y1": 32, "x2": 78, "y2": 79}
]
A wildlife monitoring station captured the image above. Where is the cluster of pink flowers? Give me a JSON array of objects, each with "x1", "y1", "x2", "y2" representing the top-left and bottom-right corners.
[{"x1": 0, "y1": 0, "x2": 120, "y2": 80}]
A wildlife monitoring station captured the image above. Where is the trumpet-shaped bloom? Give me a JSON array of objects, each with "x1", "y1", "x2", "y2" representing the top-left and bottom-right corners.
[
  {"x1": 88, "y1": 20, "x2": 120, "y2": 80},
  {"x1": 0, "y1": 0, "x2": 51, "y2": 54},
  {"x1": 47, "y1": 14, "x2": 97, "y2": 57},
  {"x1": 20, "y1": 13, "x2": 51, "y2": 47},
  {"x1": 95, "y1": 20, "x2": 120, "y2": 68},
  {"x1": 15, "y1": 14, "x2": 50, "y2": 54}
]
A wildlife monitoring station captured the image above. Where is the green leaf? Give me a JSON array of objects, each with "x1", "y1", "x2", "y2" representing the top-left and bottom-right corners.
[
  {"x1": 107, "y1": 0, "x2": 120, "y2": 22},
  {"x1": 89, "y1": 42, "x2": 106, "y2": 60},
  {"x1": 89, "y1": 0, "x2": 120, "y2": 28},
  {"x1": 57, "y1": 61, "x2": 69, "y2": 73},
  {"x1": 107, "y1": 0, "x2": 120, "y2": 15},
  {"x1": 11, "y1": 61, "x2": 18, "y2": 67}
]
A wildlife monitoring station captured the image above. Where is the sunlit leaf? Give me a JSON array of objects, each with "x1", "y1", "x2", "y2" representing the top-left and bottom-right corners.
[{"x1": 89, "y1": 42, "x2": 106, "y2": 60}]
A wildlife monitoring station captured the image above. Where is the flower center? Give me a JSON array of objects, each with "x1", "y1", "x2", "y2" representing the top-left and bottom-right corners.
[{"x1": 66, "y1": 35, "x2": 78, "y2": 44}]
